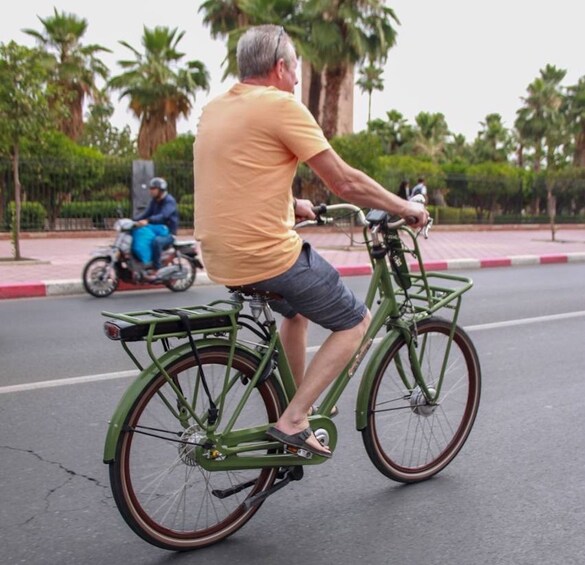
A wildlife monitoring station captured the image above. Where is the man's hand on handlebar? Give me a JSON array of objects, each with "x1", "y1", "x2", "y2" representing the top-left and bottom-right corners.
[
  {"x1": 294, "y1": 198, "x2": 317, "y2": 221},
  {"x1": 400, "y1": 196, "x2": 429, "y2": 229}
]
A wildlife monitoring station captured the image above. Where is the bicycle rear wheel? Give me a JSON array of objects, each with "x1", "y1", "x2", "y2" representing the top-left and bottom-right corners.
[
  {"x1": 109, "y1": 345, "x2": 285, "y2": 550},
  {"x1": 362, "y1": 317, "x2": 481, "y2": 483}
]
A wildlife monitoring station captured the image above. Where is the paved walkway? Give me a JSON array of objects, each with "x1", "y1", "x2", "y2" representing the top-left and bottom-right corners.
[{"x1": 1, "y1": 226, "x2": 585, "y2": 299}]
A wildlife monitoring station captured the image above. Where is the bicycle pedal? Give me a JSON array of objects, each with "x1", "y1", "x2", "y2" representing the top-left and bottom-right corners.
[{"x1": 284, "y1": 445, "x2": 313, "y2": 459}]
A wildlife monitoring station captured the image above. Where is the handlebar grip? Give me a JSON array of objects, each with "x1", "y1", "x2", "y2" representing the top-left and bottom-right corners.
[{"x1": 312, "y1": 203, "x2": 328, "y2": 215}]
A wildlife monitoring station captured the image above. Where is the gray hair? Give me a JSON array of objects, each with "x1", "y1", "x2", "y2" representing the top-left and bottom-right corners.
[{"x1": 236, "y1": 25, "x2": 293, "y2": 80}]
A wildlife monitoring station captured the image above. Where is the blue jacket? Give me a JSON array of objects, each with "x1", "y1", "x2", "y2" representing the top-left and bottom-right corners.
[{"x1": 135, "y1": 193, "x2": 179, "y2": 234}]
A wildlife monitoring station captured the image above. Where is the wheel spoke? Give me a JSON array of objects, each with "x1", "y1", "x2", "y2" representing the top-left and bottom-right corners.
[
  {"x1": 110, "y1": 347, "x2": 283, "y2": 549},
  {"x1": 363, "y1": 319, "x2": 481, "y2": 483}
]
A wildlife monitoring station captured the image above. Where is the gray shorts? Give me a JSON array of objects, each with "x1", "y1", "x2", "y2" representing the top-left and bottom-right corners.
[{"x1": 251, "y1": 242, "x2": 367, "y2": 332}]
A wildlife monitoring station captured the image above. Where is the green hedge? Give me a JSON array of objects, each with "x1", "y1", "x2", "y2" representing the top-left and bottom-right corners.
[
  {"x1": 4, "y1": 201, "x2": 47, "y2": 231},
  {"x1": 178, "y1": 204, "x2": 194, "y2": 228},
  {"x1": 59, "y1": 200, "x2": 131, "y2": 228},
  {"x1": 427, "y1": 206, "x2": 477, "y2": 224},
  {"x1": 493, "y1": 214, "x2": 585, "y2": 224}
]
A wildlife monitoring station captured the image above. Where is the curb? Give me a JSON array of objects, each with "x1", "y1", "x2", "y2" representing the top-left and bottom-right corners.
[{"x1": 2, "y1": 252, "x2": 585, "y2": 300}]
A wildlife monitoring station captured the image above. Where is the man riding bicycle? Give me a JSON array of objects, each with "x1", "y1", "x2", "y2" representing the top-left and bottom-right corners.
[{"x1": 194, "y1": 25, "x2": 428, "y2": 458}]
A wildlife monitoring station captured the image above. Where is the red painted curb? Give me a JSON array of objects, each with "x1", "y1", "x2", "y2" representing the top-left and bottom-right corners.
[
  {"x1": 336, "y1": 264, "x2": 372, "y2": 276},
  {"x1": 539, "y1": 254, "x2": 568, "y2": 264},
  {"x1": 0, "y1": 282, "x2": 46, "y2": 299},
  {"x1": 117, "y1": 280, "x2": 165, "y2": 292}
]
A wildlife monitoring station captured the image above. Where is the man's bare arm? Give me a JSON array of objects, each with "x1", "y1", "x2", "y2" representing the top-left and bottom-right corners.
[{"x1": 306, "y1": 149, "x2": 428, "y2": 228}]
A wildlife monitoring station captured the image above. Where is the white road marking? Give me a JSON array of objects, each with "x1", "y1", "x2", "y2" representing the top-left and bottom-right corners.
[{"x1": 2, "y1": 310, "x2": 584, "y2": 395}]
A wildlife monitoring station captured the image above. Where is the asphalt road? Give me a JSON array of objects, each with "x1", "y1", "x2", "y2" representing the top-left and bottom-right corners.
[{"x1": 1, "y1": 264, "x2": 584, "y2": 565}]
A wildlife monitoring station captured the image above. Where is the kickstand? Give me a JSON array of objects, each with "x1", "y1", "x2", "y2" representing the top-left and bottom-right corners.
[{"x1": 243, "y1": 466, "x2": 304, "y2": 510}]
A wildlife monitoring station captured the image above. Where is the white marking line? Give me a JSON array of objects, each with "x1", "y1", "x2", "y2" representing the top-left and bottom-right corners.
[
  {"x1": 464, "y1": 310, "x2": 585, "y2": 332},
  {"x1": 2, "y1": 310, "x2": 584, "y2": 395},
  {"x1": 0, "y1": 370, "x2": 138, "y2": 395}
]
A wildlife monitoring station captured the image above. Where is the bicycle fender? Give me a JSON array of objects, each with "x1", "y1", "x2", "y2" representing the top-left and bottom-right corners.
[
  {"x1": 355, "y1": 329, "x2": 401, "y2": 431},
  {"x1": 103, "y1": 339, "x2": 261, "y2": 464}
]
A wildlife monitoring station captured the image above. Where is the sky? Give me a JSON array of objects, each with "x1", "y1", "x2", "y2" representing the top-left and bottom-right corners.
[{"x1": 1, "y1": 0, "x2": 584, "y2": 142}]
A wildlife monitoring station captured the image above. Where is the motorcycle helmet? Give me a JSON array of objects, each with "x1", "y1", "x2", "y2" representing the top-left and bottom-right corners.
[{"x1": 149, "y1": 177, "x2": 168, "y2": 192}]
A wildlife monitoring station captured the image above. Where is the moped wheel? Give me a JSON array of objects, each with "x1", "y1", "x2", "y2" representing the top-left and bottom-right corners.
[
  {"x1": 82, "y1": 256, "x2": 119, "y2": 297},
  {"x1": 109, "y1": 346, "x2": 286, "y2": 551},
  {"x1": 362, "y1": 317, "x2": 481, "y2": 483},
  {"x1": 165, "y1": 254, "x2": 196, "y2": 292}
]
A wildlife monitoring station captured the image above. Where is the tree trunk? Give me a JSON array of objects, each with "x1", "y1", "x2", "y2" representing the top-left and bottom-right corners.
[
  {"x1": 137, "y1": 115, "x2": 178, "y2": 159},
  {"x1": 321, "y1": 65, "x2": 346, "y2": 139},
  {"x1": 307, "y1": 66, "x2": 322, "y2": 123},
  {"x1": 573, "y1": 127, "x2": 585, "y2": 167},
  {"x1": 11, "y1": 144, "x2": 22, "y2": 260},
  {"x1": 547, "y1": 185, "x2": 556, "y2": 242}
]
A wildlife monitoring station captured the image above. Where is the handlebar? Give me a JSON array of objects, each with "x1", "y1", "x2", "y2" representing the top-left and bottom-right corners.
[{"x1": 295, "y1": 203, "x2": 432, "y2": 239}]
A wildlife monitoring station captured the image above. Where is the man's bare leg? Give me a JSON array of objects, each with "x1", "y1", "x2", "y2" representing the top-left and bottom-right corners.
[
  {"x1": 279, "y1": 314, "x2": 308, "y2": 388},
  {"x1": 272, "y1": 311, "x2": 371, "y2": 454}
]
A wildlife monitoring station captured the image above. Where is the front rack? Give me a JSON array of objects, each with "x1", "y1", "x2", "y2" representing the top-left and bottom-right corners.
[{"x1": 380, "y1": 226, "x2": 473, "y2": 320}]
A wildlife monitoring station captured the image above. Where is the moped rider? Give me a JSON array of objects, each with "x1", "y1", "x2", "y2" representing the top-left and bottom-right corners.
[{"x1": 133, "y1": 177, "x2": 179, "y2": 278}]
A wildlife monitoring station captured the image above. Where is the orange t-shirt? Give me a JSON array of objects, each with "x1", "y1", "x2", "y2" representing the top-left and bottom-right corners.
[{"x1": 194, "y1": 83, "x2": 330, "y2": 286}]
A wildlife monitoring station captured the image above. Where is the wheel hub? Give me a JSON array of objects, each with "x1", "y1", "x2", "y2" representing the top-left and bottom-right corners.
[
  {"x1": 178, "y1": 424, "x2": 206, "y2": 466},
  {"x1": 410, "y1": 386, "x2": 437, "y2": 417}
]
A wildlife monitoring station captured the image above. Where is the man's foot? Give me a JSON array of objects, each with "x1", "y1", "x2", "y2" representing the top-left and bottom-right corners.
[{"x1": 266, "y1": 426, "x2": 332, "y2": 459}]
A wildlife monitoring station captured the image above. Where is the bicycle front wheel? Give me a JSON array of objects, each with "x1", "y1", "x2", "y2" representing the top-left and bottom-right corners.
[
  {"x1": 362, "y1": 317, "x2": 481, "y2": 483},
  {"x1": 109, "y1": 345, "x2": 285, "y2": 551}
]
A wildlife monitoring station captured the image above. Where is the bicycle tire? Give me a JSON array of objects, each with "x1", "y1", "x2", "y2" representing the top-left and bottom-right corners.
[
  {"x1": 164, "y1": 254, "x2": 196, "y2": 292},
  {"x1": 109, "y1": 345, "x2": 286, "y2": 550},
  {"x1": 362, "y1": 317, "x2": 481, "y2": 483},
  {"x1": 82, "y1": 256, "x2": 119, "y2": 297}
]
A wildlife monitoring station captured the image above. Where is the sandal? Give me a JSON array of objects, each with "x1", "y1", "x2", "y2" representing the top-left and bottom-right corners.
[{"x1": 266, "y1": 426, "x2": 332, "y2": 459}]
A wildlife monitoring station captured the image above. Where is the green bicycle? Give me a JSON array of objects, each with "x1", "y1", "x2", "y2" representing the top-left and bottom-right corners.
[{"x1": 102, "y1": 204, "x2": 481, "y2": 551}]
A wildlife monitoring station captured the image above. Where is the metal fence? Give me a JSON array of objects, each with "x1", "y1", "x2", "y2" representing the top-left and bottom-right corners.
[{"x1": 1, "y1": 158, "x2": 584, "y2": 232}]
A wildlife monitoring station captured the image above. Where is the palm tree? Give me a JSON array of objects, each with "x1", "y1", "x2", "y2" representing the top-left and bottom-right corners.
[
  {"x1": 302, "y1": 0, "x2": 399, "y2": 139},
  {"x1": 199, "y1": 0, "x2": 398, "y2": 138},
  {"x1": 472, "y1": 113, "x2": 512, "y2": 163},
  {"x1": 514, "y1": 65, "x2": 566, "y2": 172},
  {"x1": 109, "y1": 26, "x2": 209, "y2": 159},
  {"x1": 564, "y1": 76, "x2": 585, "y2": 167},
  {"x1": 369, "y1": 109, "x2": 412, "y2": 154},
  {"x1": 409, "y1": 112, "x2": 450, "y2": 162},
  {"x1": 356, "y1": 62, "x2": 384, "y2": 126},
  {"x1": 23, "y1": 8, "x2": 110, "y2": 141}
]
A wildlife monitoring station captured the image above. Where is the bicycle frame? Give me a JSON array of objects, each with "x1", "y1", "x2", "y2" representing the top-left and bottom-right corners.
[{"x1": 102, "y1": 208, "x2": 473, "y2": 472}]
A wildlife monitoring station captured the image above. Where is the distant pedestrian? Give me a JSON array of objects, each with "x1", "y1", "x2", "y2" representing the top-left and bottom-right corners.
[
  {"x1": 398, "y1": 180, "x2": 410, "y2": 200},
  {"x1": 410, "y1": 177, "x2": 428, "y2": 203}
]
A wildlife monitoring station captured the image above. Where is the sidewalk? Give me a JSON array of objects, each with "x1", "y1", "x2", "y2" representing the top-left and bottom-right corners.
[{"x1": 1, "y1": 226, "x2": 585, "y2": 299}]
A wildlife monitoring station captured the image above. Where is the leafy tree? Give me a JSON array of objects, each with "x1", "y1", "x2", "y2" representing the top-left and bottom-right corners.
[
  {"x1": 376, "y1": 154, "x2": 444, "y2": 196},
  {"x1": 80, "y1": 96, "x2": 137, "y2": 157},
  {"x1": 356, "y1": 61, "x2": 384, "y2": 126},
  {"x1": 23, "y1": 8, "x2": 110, "y2": 141},
  {"x1": 0, "y1": 42, "x2": 52, "y2": 259},
  {"x1": 467, "y1": 161, "x2": 521, "y2": 220},
  {"x1": 18, "y1": 131, "x2": 105, "y2": 229},
  {"x1": 110, "y1": 26, "x2": 209, "y2": 159},
  {"x1": 330, "y1": 131, "x2": 384, "y2": 180},
  {"x1": 153, "y1": 134, "x2": 196, "y2": 202}
]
